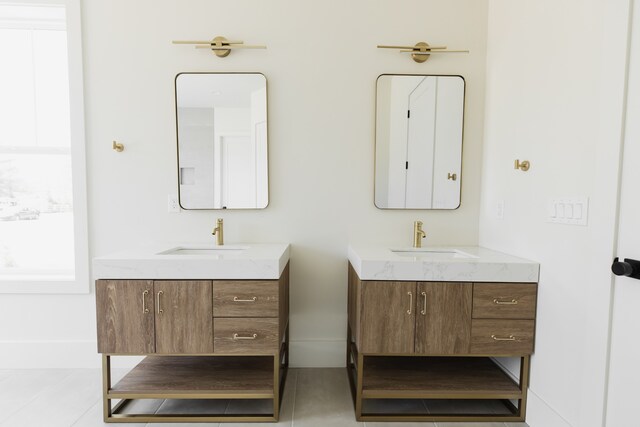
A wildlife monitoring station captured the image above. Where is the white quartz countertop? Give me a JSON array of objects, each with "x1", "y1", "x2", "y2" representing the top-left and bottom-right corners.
[
  {"x1": 348, "y1": 245, "x2": 539, "y2": 282},
  {"x1": 93, "y1": 243, "x2": 290, "y2": 280}
]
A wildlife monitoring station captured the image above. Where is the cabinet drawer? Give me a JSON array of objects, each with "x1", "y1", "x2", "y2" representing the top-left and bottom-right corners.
[
  {"x1": 214, "y1": 318, "x2": 279, "y2": 354},
  {"x1": 473, "y1": 283, "x2": 537, "y2": 319},
  {"x1": 213, "y1": 281, "x2": 279, "y2": 317},
  {"x1": 470, "y1": 319, "x2": 535, "y2": 354}
]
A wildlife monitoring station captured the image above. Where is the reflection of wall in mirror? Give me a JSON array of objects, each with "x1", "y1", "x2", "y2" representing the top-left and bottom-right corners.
[{"x1": 178, "y1": 107, "x2": 215, "y2": 208}]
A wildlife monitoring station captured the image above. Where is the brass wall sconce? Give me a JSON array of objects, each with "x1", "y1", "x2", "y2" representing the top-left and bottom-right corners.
[
  {"x1": 112, "y1": 141, "x2": 124, "y2": 152},
  {"x1": 514, "y1": 160, "x2": 530, "y2": 171},
  {"x1": 377, "y1": 41, "x2": 469, "y2": 63},
  {"x1": 172, "y1": 36, "x2": 266, "y2": 57}
]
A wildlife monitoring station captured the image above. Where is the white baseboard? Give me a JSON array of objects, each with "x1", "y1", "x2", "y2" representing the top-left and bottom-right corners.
[
  {"x1": 526, "y1": 389, "x2": 573, "y2": 427},
  {"x1": 0, "y1": 339, "x2": 347, "y2": 369}
]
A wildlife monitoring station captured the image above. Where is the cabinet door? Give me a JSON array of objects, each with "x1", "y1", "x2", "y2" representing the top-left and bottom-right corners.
[
  {"x1": 360, "y1": 281, "x2": 416, "y2": 354},
  {"x1": 154, "y1": 281, "x2": 213, "y2": 354},
  {"x1": 96, "y1": 280, "x2": 155, "y2": 354},
  {"x1": 415, "y1": 282, "x2": 472, "y2": 354}
]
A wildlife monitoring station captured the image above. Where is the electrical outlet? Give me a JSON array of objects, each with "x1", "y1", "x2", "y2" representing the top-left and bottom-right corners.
[
  {"x1": 496, "y1": 200, "x2": 504, "y2": 220},
  {"x1": 167, "y1": 194, "x2": 180, "y2": 213}
]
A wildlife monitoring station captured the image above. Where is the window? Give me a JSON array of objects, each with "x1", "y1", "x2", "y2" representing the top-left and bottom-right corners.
[{"x1": 0, "y1": 0, "x2": 88, "y2": 293}]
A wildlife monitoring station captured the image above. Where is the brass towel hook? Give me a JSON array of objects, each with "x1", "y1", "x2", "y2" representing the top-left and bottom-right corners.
[
  {"x1": 514, "y1": 160, "x2": 530, "y2": 171},
  {"x1": 112, "y1": 141, "x2": 124, "y2": 152},
  {"x1": 377, "y1": 41, "x2": 469, "y2": 63},
  {"x1": 172, "y1": 36, "x2": 266, "y2": 58}
]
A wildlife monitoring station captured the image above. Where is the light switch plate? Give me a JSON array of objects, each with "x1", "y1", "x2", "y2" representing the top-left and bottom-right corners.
[{"x1": 548, "y1": 197, "x2": 588, "y2": 225}]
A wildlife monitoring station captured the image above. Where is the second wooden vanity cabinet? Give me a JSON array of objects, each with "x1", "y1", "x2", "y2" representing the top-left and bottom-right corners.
[
  {"x1": 95, "y1": 264, "x2": 289, "y2": 423},
  {"x1": 347, "y1": 263, "x2": 538, "y2": 422}
]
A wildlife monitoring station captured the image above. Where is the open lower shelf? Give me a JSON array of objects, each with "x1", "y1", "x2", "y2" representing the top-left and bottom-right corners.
[
  {"x1": 362, "y1": 356, "x2": 522, "y2": 399},
  {"x1": 109, "y1": 356, "x2": 275, "y2": 399}
]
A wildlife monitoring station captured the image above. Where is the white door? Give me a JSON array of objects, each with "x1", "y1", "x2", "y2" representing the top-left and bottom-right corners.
[
  {"x1": 605, "y1": 3, "x2": 640, "y2": 425},
  {"x1": 405, "y1": 77, "x2": 436, "y2": 208},
  {"x1": 220, "y1": 135, "x2": 256, "y2": 209}
]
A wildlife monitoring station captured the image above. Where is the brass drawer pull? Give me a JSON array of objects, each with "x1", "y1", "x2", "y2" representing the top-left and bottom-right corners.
[
  {"x1": 233, "y1": 296, "x2": 257, "y2": 302},
  {"x1": 142, "y1": 289, "x2": 150, "y2": 314},
  {"x1": 493, "y1": 298, "x2": 518, "y2": 305},
  {"x1": 420, "y1": 291, "x2": 427, "y2": 315},
  {"x1": 491, "y1": 334, "x2": 516, "y2": 341},
  {"x1": 233, "y1": 333, "x2": 258, "y2": 340},
  {"x1": 157, "y1": 291, "x2": 164, "y2": 314},
  {"x1": 407, "y1": 291, "x2": 413, "y2": 315}
]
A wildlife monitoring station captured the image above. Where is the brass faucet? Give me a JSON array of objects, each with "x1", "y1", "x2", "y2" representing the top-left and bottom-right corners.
[
  {"x1": 413, "y1": 221, "x2": 426, "y2": 248},
  {"x1": 212, "y1": 218, "x2": 224, "y2": 245}
]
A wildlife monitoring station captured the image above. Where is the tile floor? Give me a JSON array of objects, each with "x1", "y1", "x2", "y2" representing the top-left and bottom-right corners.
[{"x1": 0, "y1": 368, "x2": 528, "y2": 427}]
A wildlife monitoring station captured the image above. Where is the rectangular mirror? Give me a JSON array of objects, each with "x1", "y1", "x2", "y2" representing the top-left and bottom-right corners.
[
  {"x1": 175, "y1": 72, "x2": 268, "y2": 209},
  {"x1": 375, "y1": 74, "x2": 465, "y2": 209}
]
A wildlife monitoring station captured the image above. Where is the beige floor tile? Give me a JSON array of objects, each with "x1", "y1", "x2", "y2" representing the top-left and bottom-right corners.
[
  {"x1": 1, "y1": 370, "x2": 101, "y2": 427},
  {"x1": 365, "y1": 421, "x2": 436, "y2": 427},
  {"x1": 362, "y1": 398, "x2": 429, "y2": 415},
  {"x1": 426, "y1": 399, "x2": 512, "y2": 415},
  {"x1": 436, "y1": 424, "x2": 506, "y2": 427},
  {"x1": 156, "y1": 399, "x2": 229, "y2": 415},
  {"x1": 71, "y1": 399, "x2": 157, "y2": 427},
  {"x1": 292, "y1": 368, "x2": 362, "y2": 427},
  {"x1": 219, "y1": 368, "x2": 298, "y2": 427},
  {"x1": 0, "y1": 369, "x2": 73, "y2": 424}
]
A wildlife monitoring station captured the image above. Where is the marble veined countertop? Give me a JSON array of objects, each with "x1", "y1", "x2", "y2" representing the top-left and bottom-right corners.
[
  {"x1": 348, "y1": 245, "x2": 539, "y2": 282},
  {"x1": 93, "y1": 243, "x2": 290, "y2": 280}
]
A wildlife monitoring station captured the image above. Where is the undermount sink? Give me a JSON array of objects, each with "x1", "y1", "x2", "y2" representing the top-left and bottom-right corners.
[
  {"x1": 390, "y1": 248, "x2": 477, "y2": 259},
  {"x1": 158, "y1": 245, "x2": 249, "y2": 256}
]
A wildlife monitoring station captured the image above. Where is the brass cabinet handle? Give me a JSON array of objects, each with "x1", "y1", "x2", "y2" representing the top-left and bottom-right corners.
[
  {"x1": 407, "y1": 291, "x2": 413, "y2": 315},
  {"x1": 493, "y1": 298, "x2": 518, "y2": 305},
  {"x1": 142, "y1": 290, "x2": 150, "y2": 314},
  {"x1": 157, "y1": 291, "x2": 164, "y2": 314},
  {"x1": 233, "y1": 333, "x2": 258, "y2": 340},
  {"x1": 491, "y1": 334, "x2": 516, "y2": 341},
  {"x1": 233, "y1": 296, "x2": 257, "y2": 302},
  {"x1": 420, "y1": 291, "x2": 427, "y2": 315}
]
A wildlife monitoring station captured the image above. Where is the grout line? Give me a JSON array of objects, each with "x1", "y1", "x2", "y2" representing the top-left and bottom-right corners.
[{"x1": 69, "y1": 397, "x2": 101, "y2": 426}]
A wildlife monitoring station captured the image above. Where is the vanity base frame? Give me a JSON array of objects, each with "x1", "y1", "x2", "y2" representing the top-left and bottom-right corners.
[
  {"x1": 101, "y1": 326, "x2": 289, "y2": 423},
  {"x1": 346, "y1": 325, "x2": 530, "y2": 423}
]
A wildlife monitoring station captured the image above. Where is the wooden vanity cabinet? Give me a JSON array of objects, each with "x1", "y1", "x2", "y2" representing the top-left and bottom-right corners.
[
  {"x1": 96, "y1": 280, "x2": 213, "y2": 354},
  {"x1": 95, "y1": 264, "x2": 290, "y2": 423},
  {"x1": 347, "y1": 263, "x2": 538, "y2": 423},
  {"x1": 358, "y1": 281, "x2": 472, "y2": 354}
]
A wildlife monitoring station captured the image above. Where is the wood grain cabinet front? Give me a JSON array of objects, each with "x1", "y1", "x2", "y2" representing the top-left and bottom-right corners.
[
  {"x1": 358, "y1": 280, "x2": 473, "y2": 355},
  {"x1": 96, "y1": 280, "x2": 213, "y2": 354},
  {"x1": 95, "y1": 263, "x2": 291, "y2": 423},
  {"x1": 346, "y1": 262, "x2": 538, "y2": 423}
]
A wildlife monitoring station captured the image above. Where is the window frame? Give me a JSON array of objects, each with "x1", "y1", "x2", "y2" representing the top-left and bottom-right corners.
[{"x1": 0, "y1": 0, "x2": 89, "y2": 294}]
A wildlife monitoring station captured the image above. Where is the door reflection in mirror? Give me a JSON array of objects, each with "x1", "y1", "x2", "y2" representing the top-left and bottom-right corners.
[
  {"x1": 175, "y1": 73, "x2": 268, "y2": 209},
  {"x1": 375, "y1": 75, "x2": 464, "y2": 209}
]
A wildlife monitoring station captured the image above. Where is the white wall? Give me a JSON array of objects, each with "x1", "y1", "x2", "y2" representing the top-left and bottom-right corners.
[
  {"x1": 480, "y1": 1, "x2": 630, "y2": 426},
  {"x1": 0, "y1": 0, "x2": 488, "y2": 368}
]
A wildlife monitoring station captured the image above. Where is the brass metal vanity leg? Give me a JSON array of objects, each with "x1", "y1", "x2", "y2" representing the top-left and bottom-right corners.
[
  {"x1": 102, "y1": 355, "x2": 111, "y2": 421},
  {"x1": 273, "y1": 352, "x2": 280, "y2": 420},
  {"x1": 355, "y1": 352, "x2": 364, "y2": 420},
  {"x1": 519, "y1": 355, "x2": 531, "y2": 420}
]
